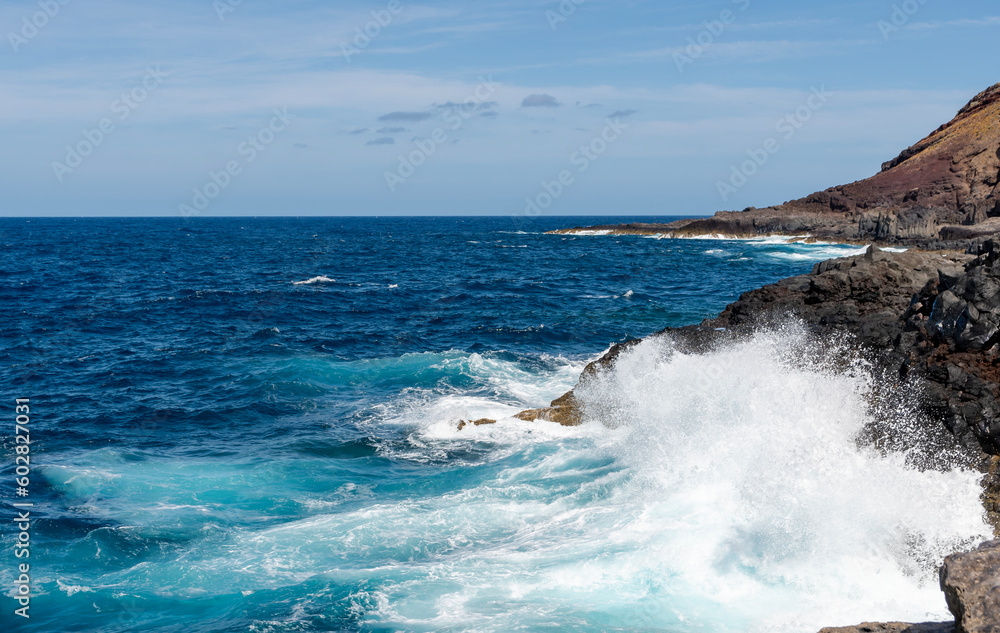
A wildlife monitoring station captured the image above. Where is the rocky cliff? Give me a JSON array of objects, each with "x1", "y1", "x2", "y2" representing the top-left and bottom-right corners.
[{"x1": 552, "y1": 83, "x2": 1000, "y2": 244}]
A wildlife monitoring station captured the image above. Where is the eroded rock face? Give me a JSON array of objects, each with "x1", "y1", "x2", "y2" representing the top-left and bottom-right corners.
[
  {"x1": 899, "y1": 241, "x2": 1000, "y2": 453},
  {"x1": 708, "y1": 245, "x2": 970, "y2": 349},
  {"x1": 940, "y1": 540, "x2": 1000, "y2": 633}
]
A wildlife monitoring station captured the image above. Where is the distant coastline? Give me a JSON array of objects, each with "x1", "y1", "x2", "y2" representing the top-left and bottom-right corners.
[{"x1": 547, "y1": 83, "x2": 1000, "y2": 251}]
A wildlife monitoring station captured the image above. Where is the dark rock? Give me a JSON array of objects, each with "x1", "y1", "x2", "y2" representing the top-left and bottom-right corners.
[{"x1": 982, "y1": 459, "x2": 1000, "y2": 532}]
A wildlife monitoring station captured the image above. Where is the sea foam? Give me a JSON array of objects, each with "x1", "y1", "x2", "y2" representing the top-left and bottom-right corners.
[
  {"x1": 571, "y1": 325, "x2": 989, "y2": 631},
  {"x1": 292, "y1": 275, "x2": 336, "y2": 285},
  {"x1": 355, "y1": 326, "x2": 991, "y2": 631}
]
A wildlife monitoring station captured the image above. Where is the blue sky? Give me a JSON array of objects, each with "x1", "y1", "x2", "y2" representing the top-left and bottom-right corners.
[{"x1": 1, "y1": 0, "x2": 997, "y2": 216}]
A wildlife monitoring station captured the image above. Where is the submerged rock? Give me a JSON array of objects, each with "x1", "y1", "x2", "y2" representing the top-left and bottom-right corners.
[{"x1": 456, "y1": 418, "x2": 496, "y2": 431}]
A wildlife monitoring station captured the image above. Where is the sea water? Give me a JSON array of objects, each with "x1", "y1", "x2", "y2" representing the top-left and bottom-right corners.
[{"x1": 0, "y1": 217, "x2": 990, "y2": 632}]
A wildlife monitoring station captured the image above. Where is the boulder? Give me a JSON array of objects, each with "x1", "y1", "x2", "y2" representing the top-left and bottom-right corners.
[{"x1": 940, "y1": 540, "x2": 1000, "y2": 633}]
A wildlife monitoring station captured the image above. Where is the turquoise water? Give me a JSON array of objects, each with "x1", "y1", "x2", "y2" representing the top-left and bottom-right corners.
[{"x1": 0, "y1": 217, "x2": 990, "y2": 632}]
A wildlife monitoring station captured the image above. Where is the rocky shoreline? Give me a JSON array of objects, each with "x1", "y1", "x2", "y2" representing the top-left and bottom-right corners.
[
  {"x1": 484, "y1": 241, "x2": 1000, "y2": 630},
  {"x1": 459, "y1": 82, "x2": 1000, "y2": 629}
]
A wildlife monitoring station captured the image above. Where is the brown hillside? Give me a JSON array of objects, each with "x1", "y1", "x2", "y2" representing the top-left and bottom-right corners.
[{"x1": 553, "y1": 83, "x2": 1000, "y2": 244}]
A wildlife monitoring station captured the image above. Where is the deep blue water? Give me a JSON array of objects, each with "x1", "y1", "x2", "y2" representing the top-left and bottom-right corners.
[{"x1": 1, "y1": 217, "x2": 984, "y2": 632}]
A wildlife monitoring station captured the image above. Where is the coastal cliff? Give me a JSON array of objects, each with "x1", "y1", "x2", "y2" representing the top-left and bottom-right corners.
[{"x1": 552, "y1": 83, "x2": 1000, "y2": 245}]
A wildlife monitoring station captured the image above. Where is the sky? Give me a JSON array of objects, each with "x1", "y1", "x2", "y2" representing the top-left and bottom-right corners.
[{"x1": 1, "y1": 0, "x2": 997, "y2": 217}]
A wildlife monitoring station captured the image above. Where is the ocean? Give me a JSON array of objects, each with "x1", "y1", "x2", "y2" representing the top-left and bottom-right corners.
[{"x1": 1, "y1": 216, "x2": 991, "y2": 633}]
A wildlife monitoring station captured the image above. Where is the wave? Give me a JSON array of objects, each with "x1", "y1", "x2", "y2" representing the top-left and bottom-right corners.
[
  {"x1": 292, "y1": 276, "x2": 336, "y2": 285},
  {"x1": 566, "y1": 229, "x2": 614, "y2": 236},
  {"x1": 572, "y1": 325, "x2": 989, "y2": 631},
  {"x1": 558, "y1": 230, "x2": 911, "y2": 256},
  {"x1": 763, "y1": 243, "x2": 906, "y2": 262},
  {"x1": 766, "y1": 246, "x2": 868, "y2": 261}
]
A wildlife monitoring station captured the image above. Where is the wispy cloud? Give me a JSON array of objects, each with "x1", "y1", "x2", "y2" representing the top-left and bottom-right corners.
[
  {"x1": 906, "y1": 16, "x2": 1000, "y2": 30},
  {"x1": 615, "y1": 39, "x2": 868, "y2": 64},
  {"x1": 413, "y1": 20, "x2": 513, "y2": 35},
  {"x1": 624, "y1": 18, "x2": 841, "y2": 34},
  {"x1": 522, "y1": 94, "x2": 561, "y2": 108},
  {"x1": 363, "y1": 43, "x2": 446, "y2": 56},
  {"x1": 378, "y1": 111, "x2": 434, "y2": 122}
]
